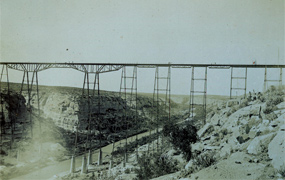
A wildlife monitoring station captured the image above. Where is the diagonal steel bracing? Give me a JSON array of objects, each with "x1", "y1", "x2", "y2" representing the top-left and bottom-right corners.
[
  {"x1": 118, "y1": 66, "x2": 138, "y2": 166},
  {"x1": 189, "y1": 67, "x2": 207, "y2": 124},
  {"x1": 263, "y1": 67, "x2": 283, "y2": 92},
  {"x1": 230, "y1": 67, "x2": 247, "y2": 99},
  {"x1": 152, "y1": 66, "x2": 171, "y2": 153},
  {"x1": 78, "y1": 67, "x2": 102, "y2": 173}
]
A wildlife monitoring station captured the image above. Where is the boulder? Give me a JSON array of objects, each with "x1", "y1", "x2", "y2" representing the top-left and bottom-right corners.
[
  {"x1": 256, "y1": 123, "x2": 275, "y2": 134},
  {"x1": 268, "y1": 131, "x2": 285, "y2": 169},
  {"x1": 203, "y1": 145, "x2": 219, "y2": 151},
  {"x1": 220, "y1": 136, "x2": 239, "y2": 158},
  {"x1": 248, "y1": 127, "x2": 258, "y2": 139},
  {"x1": 209, "y1": 113, "x2": 220, "y2": 126},
  {"x1": 185, "y1": 160, "x2": 194, "y2": 170},
  {"x1": 276, "y1": 102, "x2": 285, "y2": 109},
  {"x1": 191, "y1": 143, "x2": 204, "y2": 152},
  {"x1": 220, "y1": 143, "x2": 232, "y2": 158},
  {"x1": 197, "y1": 123, "x2": 214, "y2": 138},
  {"x1": 167, "y1": 149, "x2": 176, "y2": 157},
  {"x1": 247, "y1": 133, "x2": 276, "y2": 155},
  {"x1": 173, "y1": 154, "x2": 185, "y2": 164}
]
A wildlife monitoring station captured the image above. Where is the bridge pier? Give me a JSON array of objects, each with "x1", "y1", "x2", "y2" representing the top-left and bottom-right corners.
[
  {"x1": 263, "y1": 67, "x2": 283, "y2": 92},
  {"x1": 230, "y1": 67, "x2": 247, "y2": 99},
  {"x1": 189, "y1": 66, "x2": 207, "y2": 124},
  {"x1": 82, "y1": 69, "x2": 101, "y2": 166},
  {"x1": 70, "y1": 156, "x2": 76, "y2": 173},
  {"x1": 87, "y1": 149, "x2": 92, "y2": 166},
  {"x1": 98, "y1": 149, "x2": 102, "y2": 165},
  {"x1": 81, "y1": 155, "x2": 87, "y2": 174},
  {"x1": 119, "y1": 66, "x2": 138, "y2": 163},
  {"x1": 153, "y1": 66, "x2": 171, "y2": 152}
]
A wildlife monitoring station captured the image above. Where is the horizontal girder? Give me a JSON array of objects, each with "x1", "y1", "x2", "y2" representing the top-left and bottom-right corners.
[
  {"x1": 5, "y1": 63, "x2": 123, "y2": 73},
  {"x1": 1, "y1": 62, "x2": 284, "y2": 73}
]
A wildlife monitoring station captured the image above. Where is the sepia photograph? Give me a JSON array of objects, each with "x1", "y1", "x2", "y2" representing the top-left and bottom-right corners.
[{"x1": 0, "y1": 0, "x2": 284, "y2": 179}]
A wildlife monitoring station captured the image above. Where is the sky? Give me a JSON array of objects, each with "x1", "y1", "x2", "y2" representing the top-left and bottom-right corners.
[{"x1": 0, "y1": 0, "x2": 284, "y2": 96}]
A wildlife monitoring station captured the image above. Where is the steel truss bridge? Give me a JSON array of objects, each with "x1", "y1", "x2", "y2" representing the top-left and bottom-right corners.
[{"x1": 0, "y1": 62, "x2": 284, "y2": 173}]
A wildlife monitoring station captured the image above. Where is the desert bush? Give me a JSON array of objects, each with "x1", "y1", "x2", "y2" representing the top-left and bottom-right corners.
[
  {"x1": 179, "y1": 151, "x2": 217, "y2": 179},
  {"x1": 220, "y1": 128, "x2": 228, "y2": 139},
  {"x1": 135, "y1": 152, "x2": 178, "y2": 180},
  {"x1": 153, "y1": 153, "x2": 179, "y2": 177},
  {"x1": 266, "y1": 96, "x2": 283, "y2": 107},
  {"x1": 263, "y1": 105, "x2": 277, "y2": 114},
  {"x1": 226, "y1": 105, "x2": 238, "y2": 117},
  {"x1": 266, "y1": 85, "x2": 284, "y2": 96},
  {"x1": 265, "y1": 113, "x2": 278, "y2": 121},
  {"x1": 236, "y1": 136, "x2": 249, "y2": 144},
  {"x1": 239, "y1": 99, "x2": 249, "y2": 108},
  {"x1": 263, "y1": 86, "x2": 284, "y2": 114},
  {"x1": 265, "y1": 86, "x2": 284, "y2": 104},
  {"x1": 135, "y1": 153, "x2": 153, "y2": 180},
  {"x1": 277, "y1": 165, "x2": 285, "y2": 177},
  {"x1": 193, "y1": 151, "x2": 217, "y2": 168},
  {"x1": 221, "y1": 128, "x2": 228, "y2": 136},
  {"x1": 259, "y1": 95, "x2": 265, "y2": 102},
  {"x1": 163, "y1": 122, "x2": 198, "y2": 161},
  {"x1": 245, "y1": 124, "x2": 251, "y2": 134},
  {"x1": 124, "y1": 168, "x2": 131, "y2": 174}
]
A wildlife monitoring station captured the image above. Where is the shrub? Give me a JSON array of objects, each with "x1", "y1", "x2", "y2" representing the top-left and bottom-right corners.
[
  {"x1": 245, "y1": 124, "x2": 251, "y2": 134},
  {"x1": 135, "y1": 152, "x2": 178, "y2": 180},
  {"x1": 163, "y1": 122, "x2": 198, "y2": 161},
  {"x1": 193, "y1": 151, "x2": 217, "y2": 168},
  {"x1": 239, "y1": 99, "x2": 249, "y2": 108},
  {"x1": 263, "y1": 105, "x2": 278, "y2": 114},
  {"x1": 265, "y1": 113, "x2": 278, "y2": 121},
  {"x1": 266, "y1": 96, "x2": 283, "y2": 107},
  {"x1": 226, "y1": 105, "x2": 238, "y2": 117},
  {"x1": 277, "y1": 165, "x2": 285, "y2": 177},
  {"x1": 153, "y1": 153, "x2": 178, "y2": 177},
  {"x1": 263, "y1": 85, "x2": 284, "y2": 114},
  {"x1": 135, "y1": 153, "x2": 154, "y2": 180},
  {"x1": 124, "y1": 168, "x2": 131, "y2": 174},
  {"x1": 220, "y1": 128, "x2": 228, "y2": 139}
]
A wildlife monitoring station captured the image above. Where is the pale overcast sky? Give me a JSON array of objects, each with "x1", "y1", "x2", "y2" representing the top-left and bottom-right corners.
[{"x1": 0, "y1": 0, "x2": 284, "y2": 95}]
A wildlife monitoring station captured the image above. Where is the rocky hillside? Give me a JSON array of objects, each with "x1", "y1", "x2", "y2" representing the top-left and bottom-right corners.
[
  {"x1": 182, "y1": 86, "x2": 285, "y2": 179},
  {"x1": 55, "y1": 85, "x2": 284, "y2": 180}
]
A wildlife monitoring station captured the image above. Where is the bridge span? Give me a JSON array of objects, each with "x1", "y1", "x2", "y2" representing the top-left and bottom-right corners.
[{"x1": 0, "y1": 62, "x2": 284, "y2": 175}]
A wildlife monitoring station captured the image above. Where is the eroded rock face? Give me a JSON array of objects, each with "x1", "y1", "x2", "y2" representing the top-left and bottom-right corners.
[
  {"x1": 26, "y1": 90, "x2": 153, "y2": 133},
  {"x1": 268, "y1": 131, "x2": 285, "y2": 169}
]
